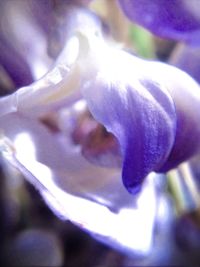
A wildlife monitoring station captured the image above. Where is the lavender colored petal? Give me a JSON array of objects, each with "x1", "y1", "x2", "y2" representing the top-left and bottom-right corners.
[
  {"x1": 119, "y1": 0, "x2": 200, "y2": 45},
  {"x1": 77, "y1": 32, "x2": 200, "y2": 192},
  {"x1": 78, "y1": 38, "x2": 176, "y2": 193},
  {"x1": 148, "y1": 62, "x2": 200, "y2": 171}
]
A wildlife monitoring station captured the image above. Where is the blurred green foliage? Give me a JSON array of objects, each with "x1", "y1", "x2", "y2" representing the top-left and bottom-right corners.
[{"x1": 129, "y1": 24, "x2": 155, "y2": 58}]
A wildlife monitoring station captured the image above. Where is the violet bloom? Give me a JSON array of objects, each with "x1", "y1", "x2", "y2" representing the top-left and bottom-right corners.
[
  {"x1": 0, "y1": 0, "x2": 163, "y2": 256},
  {"x1": 1, "y1": 0, "x2": 200, "y2": 258},
  {"x1": 119, "y1": 0, "x2": 200, "y2": 45},
  {"x1": 77, "y1": 32, "x2": 200, "y2": 193},
  {"x1": 1, "y1": 1, "x2": 200, "y2": 195}
]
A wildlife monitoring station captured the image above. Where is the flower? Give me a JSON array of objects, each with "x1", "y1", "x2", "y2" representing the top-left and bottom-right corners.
[
  {"x1": 1, "y1": 0, "x2": 200, "y2": 260},
  {"x1": 0, "y1": 0, "x2": 172, "y2": 257},
  {"x1": 1, "y1": 1, "x2": 200, "y2": 195}
]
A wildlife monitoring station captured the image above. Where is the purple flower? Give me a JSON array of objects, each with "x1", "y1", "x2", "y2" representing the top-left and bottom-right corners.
[
  {"x1": 1, "y1": 0, "x2": 200, "y2": 259},
  {"x1": 1, "y1": 0, "x2": 200, "y2": 196},
  {"x1": 118, "y1": 0, "x2": 200, "y2": 45},
  {"x1": 0, "y1": 15, "x2": 161, "y2": 253},
  {"x1": 1, "y1": 26, "x2": 200, "y2": 195}
]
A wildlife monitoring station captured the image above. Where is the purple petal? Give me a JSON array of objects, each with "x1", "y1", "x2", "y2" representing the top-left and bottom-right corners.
[
  {"x1": 76, "y1": 33, "x2": 200, "y2": 192},
  {"x1": 78, "y1": 37, "x2": 177, "y2": 193},
  {"x1": 118, "y1": 0, "x2": 200, "y2": 45},
  {"x1": 150, "y1": 62, "x2": 200, "y2": 171}
]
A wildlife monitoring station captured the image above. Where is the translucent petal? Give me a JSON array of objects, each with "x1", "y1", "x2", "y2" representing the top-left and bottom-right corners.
[{"x1": 0, "y1": 112, "x2": 161, "y2": 256}]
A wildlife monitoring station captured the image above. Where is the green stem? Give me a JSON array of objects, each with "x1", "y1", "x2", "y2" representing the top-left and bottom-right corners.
[
  {"x1": 178, "y1": 162, "x2": 200, "y2": 207},
  {"x1": 167, "y1": 162, "x2": 200, "y2": 216},
  {"x1": 167, "y1": 168, "x2": 187, "y2": 214}
]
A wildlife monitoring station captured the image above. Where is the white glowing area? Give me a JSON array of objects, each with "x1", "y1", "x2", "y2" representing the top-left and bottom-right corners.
[
  {"x1": 13, "y1": 132, "x2": 55, "y2": 187},
  {"x1": 14, "y1": 133, "x2": 36, "y2": 162},
  {"x1": 39, "y1": 173, "x2": 157, "y2": 255},
  {"x1": 0, "y1": 128, "x2": 158, "y2": 256}
]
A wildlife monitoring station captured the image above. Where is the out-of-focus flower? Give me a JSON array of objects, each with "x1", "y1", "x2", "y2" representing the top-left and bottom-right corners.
[
  {"x1": 4, "y1": 229, "x2": 64, "y2": 267},
  {"x1": 76, "y1": 32, "x2": 200, "y2": 193},
  {"x1": 175, "y1": 213, "x2": 200, "y2": 253},
  {"x1": 0, "y1": 0, "x2": 55, "y2": 91},
  {"x1": 0, "y1": 0, "x2": 99, "y2": 92},
  {"x1": 118, "y1": 0, "x2": 200, "y2": 45}
]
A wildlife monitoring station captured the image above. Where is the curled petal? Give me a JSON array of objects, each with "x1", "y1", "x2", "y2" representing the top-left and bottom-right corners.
[
  {"x1": 77, "y1": 35, "x2": 177, "y2": 193},
  {"x1": 0, "y1": 3, "x2": 103, "y2": 117},
  {"x1": 118, "y1": 0, "x2": 200, "y2": 45},
  {"x1": 148, "y1": 62, "x2": 200, "y2": 171},
  {"x1": 76, "y1": 33, "x2": 200, "y2": 193}
]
